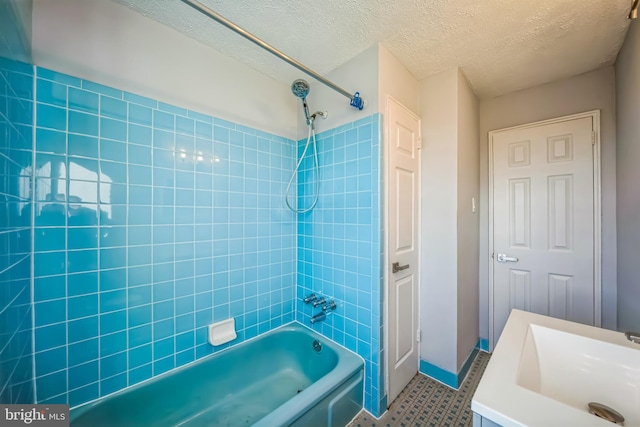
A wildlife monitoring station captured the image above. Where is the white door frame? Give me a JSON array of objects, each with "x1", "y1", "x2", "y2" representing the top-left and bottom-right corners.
[
  {"x1": 488, "y1": 110, "x2": 602, "y2": 351},
  {"x1": 383, "y1": 95, "x2": 422, "y2": 404}
]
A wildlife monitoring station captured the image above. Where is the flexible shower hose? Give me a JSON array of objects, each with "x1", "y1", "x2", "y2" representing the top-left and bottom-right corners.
[{"x1": 285, "y1": 124, "x2": 319, "y2": 213}]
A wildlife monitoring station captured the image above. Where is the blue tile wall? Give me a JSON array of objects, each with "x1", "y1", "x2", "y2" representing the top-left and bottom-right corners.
[
  {"x1": 0, "y1": 56, "x2": 35, "y2": 404},
  {"x1": 31, "y1": 67, "x2": 297, "y2": 406},
  {"x1": 295, "y1": 114, "x2": 385, "y2": 416}
]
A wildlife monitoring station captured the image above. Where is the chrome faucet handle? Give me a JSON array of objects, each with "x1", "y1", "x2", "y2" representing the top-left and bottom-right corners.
[
  {"x1": 312, "y1": 297, "x2": 326, "y2": 308},
  {"x1": 624, "y1": 331, "x2": 640, "y2": 344},
  {"x1": 322, "y1": 300, "x2": 337, "y2": 312},
  {"x1": 303, "y1": 293, "x2": 317, "y2": 304}
]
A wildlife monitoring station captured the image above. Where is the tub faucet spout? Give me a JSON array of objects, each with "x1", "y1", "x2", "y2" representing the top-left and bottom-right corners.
[{"x1": 310, "y1": 312, "x2": 326, "y2": 324}]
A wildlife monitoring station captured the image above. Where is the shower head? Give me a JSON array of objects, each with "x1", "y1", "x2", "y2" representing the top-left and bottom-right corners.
[{"x1": 291, "y1": 79, "x2": 310, "y2": 99}]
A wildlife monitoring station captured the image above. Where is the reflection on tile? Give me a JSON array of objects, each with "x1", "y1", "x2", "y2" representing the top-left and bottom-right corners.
[{"x1": 26, "y1": 65, "x2": 299, "y2": 408}]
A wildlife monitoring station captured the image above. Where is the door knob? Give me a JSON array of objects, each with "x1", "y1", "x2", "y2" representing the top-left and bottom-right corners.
[
  {"x1": 496, "y1": 253, "x2": 518, "y2": 263},
  {"x1": 392, "y1": 262, "x2": 410, "y2": 273}
]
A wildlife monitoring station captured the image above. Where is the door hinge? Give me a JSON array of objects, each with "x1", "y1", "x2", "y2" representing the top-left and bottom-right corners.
[
  {"x1": 417, "y1": 137, "x2": 422, "y2": 149},
  {"x1": 416, "y1": 329, "x2": 422, "y2": 343},
  {"x1": 591, "y1": 131, "x2": 596, "y2": 145}
]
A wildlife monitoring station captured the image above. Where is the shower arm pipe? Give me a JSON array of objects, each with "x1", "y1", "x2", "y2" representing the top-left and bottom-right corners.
[{"x1": 180, "y1": 0, "x2": 365, "y2": 110}]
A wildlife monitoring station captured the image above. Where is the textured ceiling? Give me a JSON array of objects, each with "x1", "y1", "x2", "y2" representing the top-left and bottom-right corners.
[{"x1": 114, "y1": 0, "x2": 632, "y2": 99}]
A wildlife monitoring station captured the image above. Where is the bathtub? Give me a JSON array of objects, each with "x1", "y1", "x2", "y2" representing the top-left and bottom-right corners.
[{"x1": 70, "y1": 322, "x2": 364, "y2": 427}]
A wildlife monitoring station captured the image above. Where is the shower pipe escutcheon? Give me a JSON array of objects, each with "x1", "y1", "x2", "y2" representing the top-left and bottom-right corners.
[
  {"x1": 179, "y1": 0, "x2": 364, "y2": 110},
  {"x1": 303, "y1": 294, "x2": 317, "y2": 304}
]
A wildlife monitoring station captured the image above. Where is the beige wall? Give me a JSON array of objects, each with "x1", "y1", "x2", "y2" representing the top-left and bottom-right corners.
[
  {"x1": 31, "y1": 0, "x2": 297, "y2": 138},
  {"x1": 306, "y1": 45, "x2": 379, "y2": 138},
  {"x1": 456, "y1": 70, "x2": 480, "y2": 368},
  {"x1": 420, "y1": 68, "x2": 459, "y2": 373},
  {"x1": 478, "y1": 67, "x2": 618, "y2": 339},
  {"x1": 420, "y1": 68, "x2": 480, "y2": 373},
  {"x1": 378, "y1": 44, "x2": 420, "y2": 116},
  {"x1": 615, "y1": 20, "x2": 640, "y2": 331}
]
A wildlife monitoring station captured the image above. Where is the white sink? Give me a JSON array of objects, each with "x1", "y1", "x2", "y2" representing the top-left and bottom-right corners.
[{"x1": 472, "y1": 310, "x2": 640, "y2": 427}]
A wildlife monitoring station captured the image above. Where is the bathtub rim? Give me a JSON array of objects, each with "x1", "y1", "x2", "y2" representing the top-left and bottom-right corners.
[{"x1": 69, "y1": 320, "x2": 365, "y2": 423}]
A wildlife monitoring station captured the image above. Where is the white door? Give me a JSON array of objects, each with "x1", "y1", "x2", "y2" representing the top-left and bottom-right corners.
[
  {"x1": 490, "y1": 112, "x2": 600, "y2": 349},
  {"x1": 387, "y1": 97, "x2": 420, "y2": 404}
]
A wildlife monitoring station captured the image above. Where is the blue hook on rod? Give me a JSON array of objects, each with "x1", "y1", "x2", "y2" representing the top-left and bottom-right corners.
[{"x1": 350, "y1": 92, "x2": 364, "y2": 110}]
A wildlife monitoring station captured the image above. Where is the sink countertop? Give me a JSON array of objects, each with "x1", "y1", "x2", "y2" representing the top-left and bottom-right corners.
[{"x1": 471, "y1": 309, "x2": 640, "y2": 427}]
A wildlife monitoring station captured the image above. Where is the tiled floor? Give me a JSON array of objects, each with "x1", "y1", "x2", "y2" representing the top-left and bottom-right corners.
[{"x1": 349, "y1": 352, "x2": 491, "y2": 427}]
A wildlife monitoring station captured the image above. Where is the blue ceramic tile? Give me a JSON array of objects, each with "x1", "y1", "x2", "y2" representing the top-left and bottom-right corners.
[
  {"x1": 153, "y1": 110, "x2": 174, "y2": 131},
  {"x1": 69, "y1": 110, "x2": 98, "y2": 136},
  {"x1": 128, "y1": 104, "x2": 152, "y2": 126},
  {"x1": 69, "y1": 383, "x2": 99, "y2": 407},
  {"x1": 129, "y1": 124, "x2": 152, "y2": 146},
  {"x1": 195, "y1": 121, "x2": 212, "y2": 139},
  {"x1": 68, "y1": 294, "x2": 98, "y2": 320},
  {"x1": 99, "y1": 161, "x2": 127, "y2": 184},
  {"x1": 99, "y1": 290, "x2": 126, "y2": 313},
  {"x1": 68, "y1": 87, "x2": 99, "y2": 114},
  {"x1": 67, "y1": 272, "x2": 98, "y2": 297},
  {"x1": 128, "y1": 265, "x2": 152, "y2": 287},
  {"x1": 99, "y1": 139, "x2": 126, "y2": 163},
  {"x1": 153, "y1": 319, "x2": 174, "y2": 340},
  {"x1": 128, "y1": 144, "x2": 151, "y2": 166},
  {"x1": 34, "y1": 323, "x2": 66, "y2": 352},
  {"x1": 34, "y1": 275, "x2": 66, "y2": 302},
  {"x1": 37, "y1": 103, "x2": 66, "y2": 131},
  {"x1": 124, "y1": 92, "x2": 157, "y2": 108},
  {"x1": 129, "y1": 343, "x2": 152, "y2": 369},
  {"x1": 100, "y1": 352, "x2": 127, "y2": 378},
  {"x1": 68, "y1": 316, "x2": 98, "y2": 343},
  {"x1": 36, "y1": 371, "x2": 67, "y2": 400},
  {"x1": 128, "y1": 324, "x2": 152, "y2": 348},
  {"x1": 129, "y1": 364, "x2": 152, "y2": 386},
  {"x1": 187, "y1": 110, "x2": 212, "y2": 124},
  {"x1": 34, "y1": 349, "x2": 66, "y2": 383},
  {"x1": 128, "y1": 165, "x2": 151, "y2": 185},
  {"x1": 176, "y1": 116, "x2": 194, "y2": 135},
  {"x1": 37, "y1": 79, "x2": 67, "y2": 107},
  {"x1": 100, "y1": 331, "x2": 126, "y2": 357},
  {"x1": 67, "y1": 227, "x2": 98, "y2": 250},
  {"x1": 128, "y1": 285, "x2": 151, "y2": 308},
  {"x1": 37, "y1": 67, "x2": 79, "y2": 86},
  {"x1": 153, "y1": 356, "x2": 174, "y2": 376},
  {"x1": 100, "y1": 268, "x2": 126, "y2": 291},
  {"x1": 100, "y1": 96, "x2": 127, "y2": 121},
  {"x1": 100, "y1": 118, "x2": 127, "y2": 142},
  {"x1": 34, "y1": 299, "x2": 67, "y2": 326},
  {"x1": 67, "y1": 249, "x2": 98, "y2": 273},
  {"x1": 128, "y1": 305, "x2": 152, "y2": 328},
  {"x1": 153, "y1": 337, "x2": 174, "y2": 359},
  {"x1": 68, "y1": 361, "x2": 98, "y2": 391},
  {"x1": 68, "y1": 338, "x2": 99, "y2": 367},
  {"x1": 101, "y1": 373, "x2": 126, "y2": 396},
  {"x1": 158, "y1": 102, "x2": 187, "y2": 116},
  {"x1": 68, "y1": 134, "x2": 98, "y2": 159},
  {"x1": 82, "y1": 80, "x2": 122, "y2": 99},
  {"x1": 214, "y1": 125, "x2": 230, "y2": 143},
  {"x1": 153, "y1": 129, "x2": 174, "y2": 150},
  {"x1": 34, "y1": 251, "x2": 66, "y2": 277}
]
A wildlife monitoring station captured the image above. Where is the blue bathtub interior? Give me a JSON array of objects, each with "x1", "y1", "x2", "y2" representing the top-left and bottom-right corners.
[{"x1": 70, "y1": 323, "x2": 364, "y2": 426}]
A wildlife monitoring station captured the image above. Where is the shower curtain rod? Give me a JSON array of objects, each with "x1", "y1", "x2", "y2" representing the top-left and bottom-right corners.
[{"x1": 180, "y1": 0, "x2": 365, "y2": 110}]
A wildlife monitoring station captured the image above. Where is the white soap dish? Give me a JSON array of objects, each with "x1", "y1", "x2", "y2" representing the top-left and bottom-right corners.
[{"x1": 208, "y1": 318, "x2": 237, "y2": 346}]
